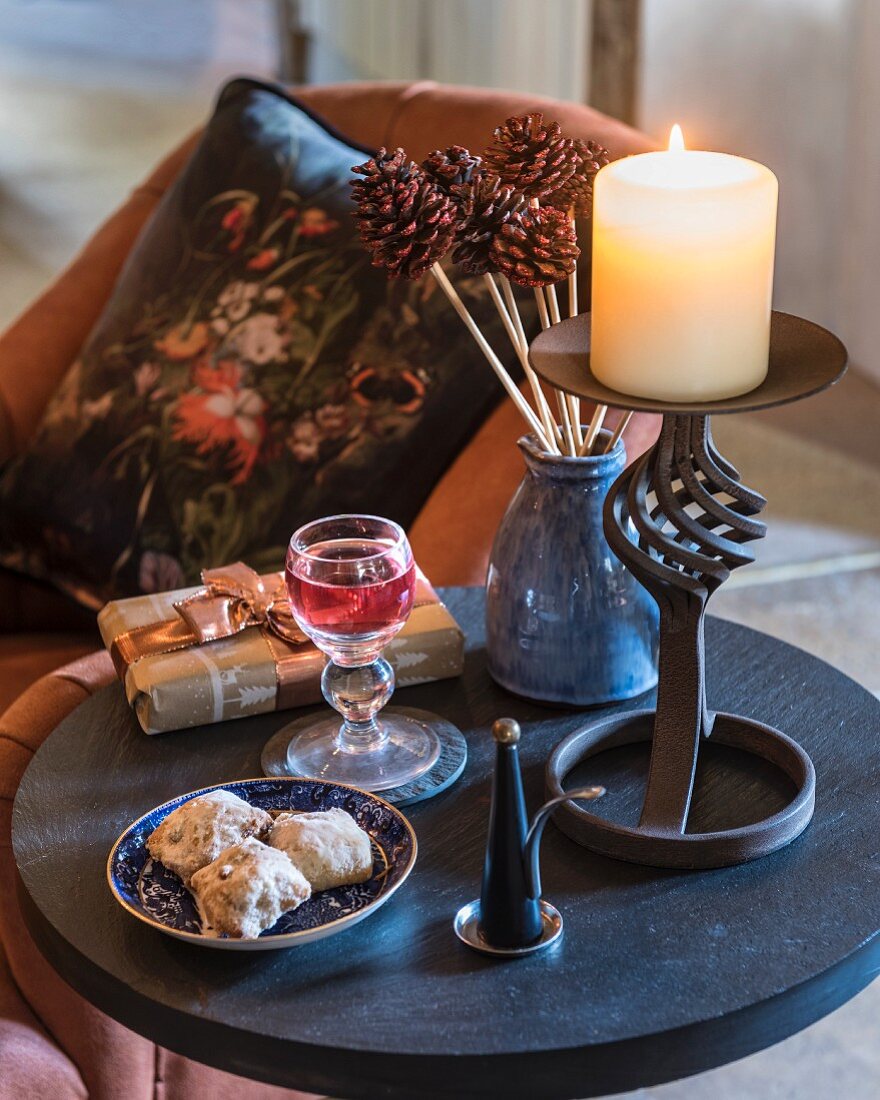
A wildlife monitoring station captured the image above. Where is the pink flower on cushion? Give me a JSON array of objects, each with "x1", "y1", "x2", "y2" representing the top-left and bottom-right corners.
[
  {"x1": 134, "y1": 361, "x2": 161, "y2": 396},
  {"x1": 139, "y1": 551, "x2": 185, "y2": 594},
  {"x1": 221, "y1": 197, "x2": 257, "y2": 252},
  {"x1": 247, "y1": 247, "x2": 280, "y2": 271},
  {"x1": 287, "y1": 413, "x2": 321, "y2": 463},
  {"x1": 228, "y1": 312, "x2": 288, "y2": 365},
  {"x1": 315, "y1": 403, "x2": 352, "y2": 439},
  {"x1": 299, "y1": 208, "x2": 340, "y2": 237},
  {"x1": 81, "y1": 393, "x2": 114, "y2": 422},
  {"x1": 172, "y1": 361, "x2": 266, "y2": 484},
  {"x1": 217, "y1": 280, "x2": 259, "y2": 322}
]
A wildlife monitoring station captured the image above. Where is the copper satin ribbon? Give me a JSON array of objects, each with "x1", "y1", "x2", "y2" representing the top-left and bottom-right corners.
[{"x1": 110, "y1": 562, "x2": 313, "y2": 708}]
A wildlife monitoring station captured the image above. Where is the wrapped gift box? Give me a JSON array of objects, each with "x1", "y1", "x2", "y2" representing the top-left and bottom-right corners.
[{"x1": 98, "y1": 562, "x2": 464, "y2": 734}]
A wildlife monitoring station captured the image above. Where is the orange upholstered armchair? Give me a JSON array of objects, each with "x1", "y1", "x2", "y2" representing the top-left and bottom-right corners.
[{"x1": 0, "y1": 82, "x2": 657, "y2": 1099}]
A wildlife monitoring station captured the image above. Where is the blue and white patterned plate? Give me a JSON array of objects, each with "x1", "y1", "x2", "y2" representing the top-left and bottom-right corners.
[{"x1": 107, "y1": 778, "x2": 417, "y2": 951}]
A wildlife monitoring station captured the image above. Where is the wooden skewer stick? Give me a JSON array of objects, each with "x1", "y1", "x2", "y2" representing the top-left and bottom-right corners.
[
  {"x1": 566, "y1": 392, "x2": 583, "y2": 451},
  {"x1": 501, "y1": 272, "x2": 536, "y2": 367},
  {"x1": 556, "y1": 393, "x2": 577, "y2": 457},
  {"x1": 498, "y1": 275, "x2": 563, "y2": 450},
  {"x1": 580, "y1": 403, "x2": 608, "y2": 456},
  {"x1": 567, "y1": 212, "x2": 579, "y2": 321},
  {"x1": 546, "y1": 282, "x2": 584, "y2": 450},
  {"x1": 533, "y1": 287, "x2": 577, "y2": 456},
  {"x1": 568, "y1": 394, "x2": 584, "y2": 453},
  {"x1": 500, "y1": 277, "x2": 558, "y2": 445},
  {"x1": 483, "y1": 273, "x2": 517, "y2": 343},
  {"x1": 484, "y1": 274, "x2": 560, "y2": 454},
  {"x1": 605, "y1": 410, "x2": 634, "y2": 454},
  {"x1": 567, "y1": 212, "x2": 583, "y2": 447},
  {"x1": 567, "y1": 266, "x2": 580, "y2": 319},
  {"x1": 529, "y1": 199, "x2": 576, "y2": 453},
  {"x1": 548, "y1": 276, "x2": 583, "y2": 450},
  {"x1": 499, "y1": 275, "x2": 532, "y2": 356},
  {"x1": 545, "y1": 282, "x2": 562, "y2": 325},
  {"x1": 578, "y1": 232, "x2": 609, "y2": 457},
  {"x1": 432, "y1": 264, "x2": 553, "y2": 451},
  {"x1": 533, "y1": 285, "x2": 551, "y2": 330}
]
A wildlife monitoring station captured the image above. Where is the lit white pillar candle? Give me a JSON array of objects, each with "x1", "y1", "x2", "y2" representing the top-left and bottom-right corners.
[{"x1": 591, "y1": 126, "x2": 778, "y2": 402}]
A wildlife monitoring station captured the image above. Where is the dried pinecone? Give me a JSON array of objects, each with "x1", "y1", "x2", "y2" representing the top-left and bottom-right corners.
[
  {"x1": 421, "y1": 145, "x2": 482, "y2": 211},
  {"x1": 451, "y1": 172, "x2": 526, "y2": 275},
  {"x1": 351, "y1": 148, "x2": 457, "y2": 280},
  {"x1": 482, "y1": 113, "x2": 577, "y2": 200},
  {"x1": 546, "y1": 138, "x2": 610, "y2": 217},
  {"x1": 489, "y1": 205, "x2": 580, "y2": 288}
]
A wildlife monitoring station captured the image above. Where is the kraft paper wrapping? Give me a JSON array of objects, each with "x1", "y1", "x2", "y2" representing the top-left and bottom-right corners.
[{"x1": 98, "y1": 575, "x2": 464, "y2": 735}]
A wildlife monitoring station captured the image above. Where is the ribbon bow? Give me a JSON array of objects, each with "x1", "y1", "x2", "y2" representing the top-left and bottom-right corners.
[
  {"x1": 175, "y1": 562, "x2": 305, "y2": 646},
  {"x1": 109, "y1": 561, "x2": 305, "y2": 676}
]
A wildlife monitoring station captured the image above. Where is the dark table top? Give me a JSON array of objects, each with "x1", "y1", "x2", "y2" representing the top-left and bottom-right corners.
[{"x1": 12, "y1": 588, "x2": 880, "y2": 1100}]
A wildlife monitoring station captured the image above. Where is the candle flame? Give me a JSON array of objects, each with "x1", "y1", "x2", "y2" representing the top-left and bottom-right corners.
[{"x1": 668, "y1": 124, "x2": 686, "y2": 152}]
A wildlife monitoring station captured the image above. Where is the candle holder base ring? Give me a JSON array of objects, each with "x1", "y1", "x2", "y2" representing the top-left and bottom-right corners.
[{"x1": 545, "y1": 709, "x2": 815, "y2": 869}]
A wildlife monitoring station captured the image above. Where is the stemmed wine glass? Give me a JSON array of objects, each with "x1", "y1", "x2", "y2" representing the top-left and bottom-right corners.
[{"x1": 279, "y1": 514, "x2": 442, "y2": 791}]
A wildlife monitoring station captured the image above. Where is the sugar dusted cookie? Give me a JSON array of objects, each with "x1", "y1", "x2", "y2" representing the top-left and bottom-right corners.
[
  {"x1": 190, "y1": 836, "x2": 311, "y2": 939},
  {"x1": 268, "y1": 808, "x2": 373, "y2": 892},
  {"x1": 146, "y1": 789, "x2": 272, "y2": 886}
]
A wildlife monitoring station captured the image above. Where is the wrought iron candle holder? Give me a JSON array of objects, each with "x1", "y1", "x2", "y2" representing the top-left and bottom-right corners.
[{"x1": 530, "y1": 311, "x2": 847, "y2": 870}]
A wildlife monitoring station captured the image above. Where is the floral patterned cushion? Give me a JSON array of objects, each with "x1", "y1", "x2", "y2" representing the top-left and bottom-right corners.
[{"x1": 0, "y1": 78, "x2": 520, "y2": 608}]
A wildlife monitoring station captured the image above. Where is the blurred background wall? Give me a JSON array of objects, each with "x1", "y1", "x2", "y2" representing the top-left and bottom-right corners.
[
  {"x1": 0, "y1": 0, "x2": 275, "y2": 321},
  {"x1": 639, "y1": 0, "x2": 856, "y2": 363},
  {"x1": 0, "y1": 0, "x2": 876, "y2": 384}
]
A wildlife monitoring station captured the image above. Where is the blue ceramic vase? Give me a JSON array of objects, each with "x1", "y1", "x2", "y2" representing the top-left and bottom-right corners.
[{"x1": 486, "y1": 431, "x2": 659, "y2": 707}]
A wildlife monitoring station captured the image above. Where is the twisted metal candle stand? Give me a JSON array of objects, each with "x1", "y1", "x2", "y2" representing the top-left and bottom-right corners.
[{"x1": 530, "y1": 312, "x2": 847, "y2": 868}]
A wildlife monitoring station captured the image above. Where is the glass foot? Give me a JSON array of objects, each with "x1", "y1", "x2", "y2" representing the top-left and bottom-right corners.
[{"x1": 282, "y1": 708, "x2": 442, "y2": 792}]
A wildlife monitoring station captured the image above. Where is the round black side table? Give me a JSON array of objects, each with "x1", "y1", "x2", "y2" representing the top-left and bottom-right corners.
[{"x1": 12, "y1": 588, "x2": 880, "y2": 1100}]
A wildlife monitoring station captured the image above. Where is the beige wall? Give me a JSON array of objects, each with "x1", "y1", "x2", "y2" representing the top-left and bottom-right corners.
[
  {"x1": 638, "y1": 0, "x2": 880, "y2": 383},
  {"x1": 301, "y1": 0, "x2": 591, "y2": 103},
  {"x1": 837, "y1": 0, "x2": 880, "y2": 386}
]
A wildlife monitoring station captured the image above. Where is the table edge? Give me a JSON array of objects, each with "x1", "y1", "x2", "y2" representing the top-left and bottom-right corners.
[{"x1": 16, "y1": 856, "x2": 880, "y2": 1098}]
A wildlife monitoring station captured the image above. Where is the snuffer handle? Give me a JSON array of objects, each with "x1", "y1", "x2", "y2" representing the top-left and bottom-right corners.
[{"x1": 524, "y1": 785, "x2": 605, "y2": 901}]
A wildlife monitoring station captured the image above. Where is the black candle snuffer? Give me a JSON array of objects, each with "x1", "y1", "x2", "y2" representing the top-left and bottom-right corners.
[{"x1": 454, "y1": 718, "x2": 604, "y2": 957}]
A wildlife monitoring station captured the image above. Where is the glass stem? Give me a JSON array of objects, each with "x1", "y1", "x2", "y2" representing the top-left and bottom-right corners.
[{"x1": 321, "y1": 656, "x2": 395, "y2": 755}]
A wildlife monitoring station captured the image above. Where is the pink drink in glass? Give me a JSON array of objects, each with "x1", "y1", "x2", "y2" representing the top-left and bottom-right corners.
[
  {"x1": 286, "y1": 538, "x2": 416, "y2": 656},
  {"x1": 278, "y1": 514, "x2": 440, "y2": 791}
]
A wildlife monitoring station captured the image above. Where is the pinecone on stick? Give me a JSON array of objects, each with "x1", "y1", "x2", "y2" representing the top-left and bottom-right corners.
[
  {"x1": 489, "y1": 205, "x2": 580, "y2": 288},
  {"x1": 546, "y1": 138, "x2": 610, "y2": 218},
  {"x1": 482, "y1": 113, "x2": 577, "y2": 201},
  {"x1": 421, "y1": 145, "x2": 482, "y2": 211},
  {"x1": 351, "y1": 148, "x2": 457, "y2": 280},
  {"x1": 451, "y1": 172, "x2": 526, "y2": 275}
]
